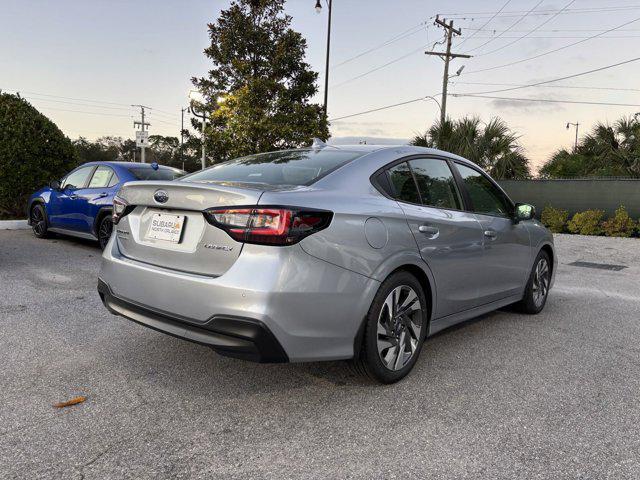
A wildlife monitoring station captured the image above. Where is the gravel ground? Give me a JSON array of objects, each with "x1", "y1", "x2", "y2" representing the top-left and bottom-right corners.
[{"x1": 1, "y1": 230, "x2": 639, "y2": 479}]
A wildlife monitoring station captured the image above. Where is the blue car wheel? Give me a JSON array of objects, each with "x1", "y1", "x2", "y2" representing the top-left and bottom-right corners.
[{"x1": 30, "y1": 204, "x2": 50, "y2": 239}]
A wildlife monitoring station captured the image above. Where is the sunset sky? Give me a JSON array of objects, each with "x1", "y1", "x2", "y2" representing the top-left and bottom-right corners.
[{"x1": 3, "y1": 0, "x2": 640, "y2": 172}]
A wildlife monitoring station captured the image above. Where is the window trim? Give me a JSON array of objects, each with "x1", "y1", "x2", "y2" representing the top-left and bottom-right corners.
[
  {"x1": 451, "y1": 161, "x2": 515, "y2": 219},
  {"x1": 370, "y1": 154, "x2": 471, "y2": 213},
  {"x1": 86, "y1": 165, "x2": 117, "y2": 190}
]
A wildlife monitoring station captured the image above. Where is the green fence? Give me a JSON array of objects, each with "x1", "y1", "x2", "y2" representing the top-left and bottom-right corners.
[{"x1": 497, "y1": 179, "x2": 640, "y2": 218}]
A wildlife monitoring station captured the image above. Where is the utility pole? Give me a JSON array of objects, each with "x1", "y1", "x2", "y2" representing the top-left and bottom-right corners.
[
  {"x1": 315, "y1": 0, "x2": 333, "y2": 115},
  {"x1": 566, "y1": 122, "x2": 579, "y2": 152},
  {"x1": 132, "y1": 105, "x2": 151, "y2": 163},
  {"x1": 180, "y1": 107, "x2": 188, "y2": 171},
  {"x1": 425, "y1": 16, "x2": 472, "y2": 124}
]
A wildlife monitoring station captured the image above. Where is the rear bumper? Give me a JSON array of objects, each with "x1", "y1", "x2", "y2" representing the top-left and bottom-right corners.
[
  {"x1": 97, "y1": 234, "x2": 380, "y2": 362},
  {"x1": 98, "y1": 279, "x2": 288, "y2": 363}
]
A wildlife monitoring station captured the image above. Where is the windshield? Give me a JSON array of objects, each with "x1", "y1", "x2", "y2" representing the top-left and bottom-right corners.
[
  {"x1": 181, "y1": 149, "x2": 363, "y2": 186},
  {"x1": 127, "y1": 166, "x2": 184, "y2": 181}
]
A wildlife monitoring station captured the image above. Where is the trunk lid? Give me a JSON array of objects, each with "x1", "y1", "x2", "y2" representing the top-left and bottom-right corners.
[{"x1": 114, "y1": 180, "x2": 264, "y2": 276}]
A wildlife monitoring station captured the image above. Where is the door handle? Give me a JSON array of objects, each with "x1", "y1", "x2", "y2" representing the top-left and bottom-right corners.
[
  {"x1": 484, "y1": 229, "x2": 497, "y2": 239},
  {"x1": 69, "y1": 194, "x2": 78, "y2": 200},
  {"x1": 418, "y1": 225, "x2": 439, "y2": 236},
  {"x1": 95, "y1": 193, "x2": 108, "y2": 199}
]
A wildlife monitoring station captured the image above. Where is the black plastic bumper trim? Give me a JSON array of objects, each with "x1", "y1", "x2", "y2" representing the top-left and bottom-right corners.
[{"x1": 97, "y1": 279, "x2": 288, "y2": 363}]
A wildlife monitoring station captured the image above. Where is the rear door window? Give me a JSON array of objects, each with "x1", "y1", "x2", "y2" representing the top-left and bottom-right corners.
[
  {"x1": 87, "y1": 166, "x2": 115, "y2": 188},
  {"x1": 408, "y1": 158, "x2": 462, "y2": 210}
]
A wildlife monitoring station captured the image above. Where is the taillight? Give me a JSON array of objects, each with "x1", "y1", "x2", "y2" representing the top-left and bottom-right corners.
[
  {"x1": 204, "y1": 207, "x2": 332, "y2": 246},
  {"x1": 112, "y1": 196, "x2": 131, "y2": 225}
]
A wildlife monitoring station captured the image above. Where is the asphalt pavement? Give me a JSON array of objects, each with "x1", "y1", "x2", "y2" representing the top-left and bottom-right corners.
[{"x1": 1, "y1": 230, "x2": 639, "y2": 479}]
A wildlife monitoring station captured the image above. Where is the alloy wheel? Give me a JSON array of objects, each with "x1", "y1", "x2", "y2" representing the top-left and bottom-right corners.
[
  {"x1": 532, "y1": 258, "x2": 550, "y2": 308},
  {"x1": 31, "y1": 206, "x2": 46, "y2": 236},
  {"x1": 99, "y1": 218, "x2": 113, "y2": 249},
  {"x1": 376, "y1": 285, "x2": 423, "y2": 371}
]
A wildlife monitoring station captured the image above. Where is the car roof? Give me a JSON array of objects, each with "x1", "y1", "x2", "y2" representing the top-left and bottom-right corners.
[
  {"x1": 323, "y1": 144, "x2": 477, "y2": 167},
  {"x1": 81, "y1": 161, "x2": 180, "y2": 170}
]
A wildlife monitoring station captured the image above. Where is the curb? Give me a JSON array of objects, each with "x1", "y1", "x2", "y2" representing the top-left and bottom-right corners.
[{"x1": 0, "y1": 219, "x2": 29, "y2": 230}]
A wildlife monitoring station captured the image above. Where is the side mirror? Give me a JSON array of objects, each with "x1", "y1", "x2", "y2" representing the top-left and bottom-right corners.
[
  {"x1": 49, "y1": 180, "x2": 61, "y2": 190},
  {"x1": 515, "y1": 203, "x2": 535, "y2": 222}
]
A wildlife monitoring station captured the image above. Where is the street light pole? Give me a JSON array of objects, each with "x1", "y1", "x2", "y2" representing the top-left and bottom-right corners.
[
  {"x1": 566, "y1": 122, "x2": 580, "y2": 152},
  {"x1": 316, "y1": 0, "x2": 332, "y2": 113}
]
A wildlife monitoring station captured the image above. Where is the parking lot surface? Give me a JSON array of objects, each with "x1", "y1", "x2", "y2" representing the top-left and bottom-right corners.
[{"x1": 1, "y1": 230, "x2": 639, "y2": 479}]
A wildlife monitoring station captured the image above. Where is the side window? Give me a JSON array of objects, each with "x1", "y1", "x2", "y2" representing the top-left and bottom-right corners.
[
  {"x1": 87, "y1": 166, "x2": 114, "y2": 188},
  {"x1": 386, "y1": 162, "x2": 420, "y2": 204},
  {"x1": 61, "y1": 166, "x2": 94, "y2": 190},
  {"x1": 455, "y1": 163, "x2": 512, "y2": 217},
  {"x1": 408, "y1": 158, "x2": 462, "y2": 210}
]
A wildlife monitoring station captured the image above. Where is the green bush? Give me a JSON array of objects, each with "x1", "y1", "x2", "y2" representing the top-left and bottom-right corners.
[
  {"x1": 567, "y1": 209, "x2": 605, "y2": 235},
  {"x1": 602, "y1": 205, "x2": 637, "y2": 237},
  {"x1": 540, "y1": 206, "x2": 568, "y2": 233},
  {"x1": 0, "y1": 93, "x2": 77, "y2": 218}
]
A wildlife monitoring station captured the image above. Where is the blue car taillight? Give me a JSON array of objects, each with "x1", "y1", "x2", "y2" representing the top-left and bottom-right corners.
[
  {"x1": 203, "y1": 207, "x2": 333, "y2": 246},
  {"x1": 112, "y1": 196, "x2": 132, "y2": 225}
]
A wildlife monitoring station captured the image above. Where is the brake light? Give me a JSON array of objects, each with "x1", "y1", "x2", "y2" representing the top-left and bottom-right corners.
[{"x1": 204, "y1": 207, "x2": 332, "y2": 245}]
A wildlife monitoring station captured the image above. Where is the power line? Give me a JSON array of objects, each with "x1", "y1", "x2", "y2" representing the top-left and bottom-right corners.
[
  {"x1": 331, "y1": 22, "x2": 426, "y2": 69},
  {"x1": 451, "y1": 93, "x2": 640, "y2": 108},
  {"x1": 455, "y1": 56, "x2": 640, "y2": 95},
  {"x1": 453, "y1": 81, "x2": 640, "y2": 93},
  {"x1": 471, "y1": 0, "x2": 576, "y2": 57},
  {"x1": 442, "y1": 5, "x2": 640, "y2": 19},
  {"x1": 462, "y1": 0, "x2": 545, "y2": 54},
  {"x1": 331, "y1": 44, "x2": 429, "y2": 88},
  {"x1": 461, "y1": 15, "x2": 640, "y2": 75},
  {"x1": 36, "y1": 106, "x2": 132, "y2": 118},
  {"x1": 329, "y1": 96, "x2": 427, "y2": 121},
  {"x1": 454, "y1": 0, "x2": 513, "y2": 49}
]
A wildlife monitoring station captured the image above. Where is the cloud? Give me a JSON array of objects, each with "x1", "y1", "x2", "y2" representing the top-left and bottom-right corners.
[{"x1": 489, "y1": 98, "x2": 565, "y2": 112}]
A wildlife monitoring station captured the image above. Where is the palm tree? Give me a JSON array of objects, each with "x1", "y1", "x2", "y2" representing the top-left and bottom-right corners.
[
  {"x1": 540, "y1": 116, "x2": 640, "y2": 178},
  {"x1": 411, "y1": 116, "x2": 531, "y2": 179}
]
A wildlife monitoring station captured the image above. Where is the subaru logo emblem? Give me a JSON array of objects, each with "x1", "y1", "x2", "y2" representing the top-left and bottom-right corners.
[{"x1": 153, "y1": 189, "x2": 169, "y2": 204}]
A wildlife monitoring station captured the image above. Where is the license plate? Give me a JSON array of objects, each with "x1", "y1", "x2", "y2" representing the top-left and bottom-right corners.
[{"x1": 146, "y1": 213, "x2": 185, "y2": 243}]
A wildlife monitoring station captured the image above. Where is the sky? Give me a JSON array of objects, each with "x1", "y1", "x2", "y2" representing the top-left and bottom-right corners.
[{"x1": 3, "y1": 0, "x2": 640, "y2": 173}]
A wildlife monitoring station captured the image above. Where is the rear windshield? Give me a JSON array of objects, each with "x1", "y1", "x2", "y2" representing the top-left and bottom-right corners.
[
  {"x1": 181, "y1": 149, "x2": 362, "y2": 186},
  {"x1": 127, "y1": 166, "x2": 184, "y2": 181}
]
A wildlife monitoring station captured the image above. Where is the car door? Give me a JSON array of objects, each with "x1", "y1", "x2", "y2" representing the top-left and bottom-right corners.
[
  {"x1": 453, "y1": 162, "x2": 531, "y2": 303},
  {"x1": 47, "y1": 165, "x2": 95, "y2": 230},
  {"x1": 383, "y1": 157, "x2": 485, "y2": 319},
  {"x1": 75, "y1": 166, "x2": 119, "y2": 232}
]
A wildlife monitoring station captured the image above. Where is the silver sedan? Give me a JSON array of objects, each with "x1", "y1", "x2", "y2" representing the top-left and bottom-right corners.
[{"x1": 98, "y1": 144, "x2": 555, "y2": 383}]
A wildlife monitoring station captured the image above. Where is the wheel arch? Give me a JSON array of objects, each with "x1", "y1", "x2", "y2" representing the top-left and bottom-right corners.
[
  {"x1": 92, "y1": 206, "x2": 113, "y2": 236},
  {"x1": 353, "y1": 259, "x2": 437, "y2": 359},
  {"x1": 27, "y1": 198, "x2": 46, "y2": 225}
]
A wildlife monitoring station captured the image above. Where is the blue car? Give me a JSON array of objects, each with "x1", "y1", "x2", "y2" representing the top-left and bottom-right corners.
[{"x1": 28, "y1": 161, "x2": 184, "y2": 249}]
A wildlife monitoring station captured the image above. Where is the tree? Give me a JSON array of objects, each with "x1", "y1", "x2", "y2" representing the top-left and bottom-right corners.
[
  {"x1": 192, "y1": 0, "x2": 328, "y2": 162},
  {"x1": 0, "y1": 93, "x2": 77, "y2": 218},
  {"x1": 540, "y1": 117, "x2": 640, "y2": 178},
  {"x1": 411, "y1": 116, "x2": 531, "y2": 179},
  {"x1": 72, "y1": 135, "x2": 201, "y2": 172}
]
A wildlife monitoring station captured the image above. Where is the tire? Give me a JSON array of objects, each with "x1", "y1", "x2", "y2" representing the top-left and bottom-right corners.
[
  {"x1": 30, "y1": 204, "x2": 50, "y2": 239},
  {"x1": 515, "y1": 250, "x2": 551, "y2": 314},
  {"x1": 352, "y1": 271, "x2": 428, "y2": 384},
  {"x1": 97, "y1": 215, "x2": 113, "y2": 250}
]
